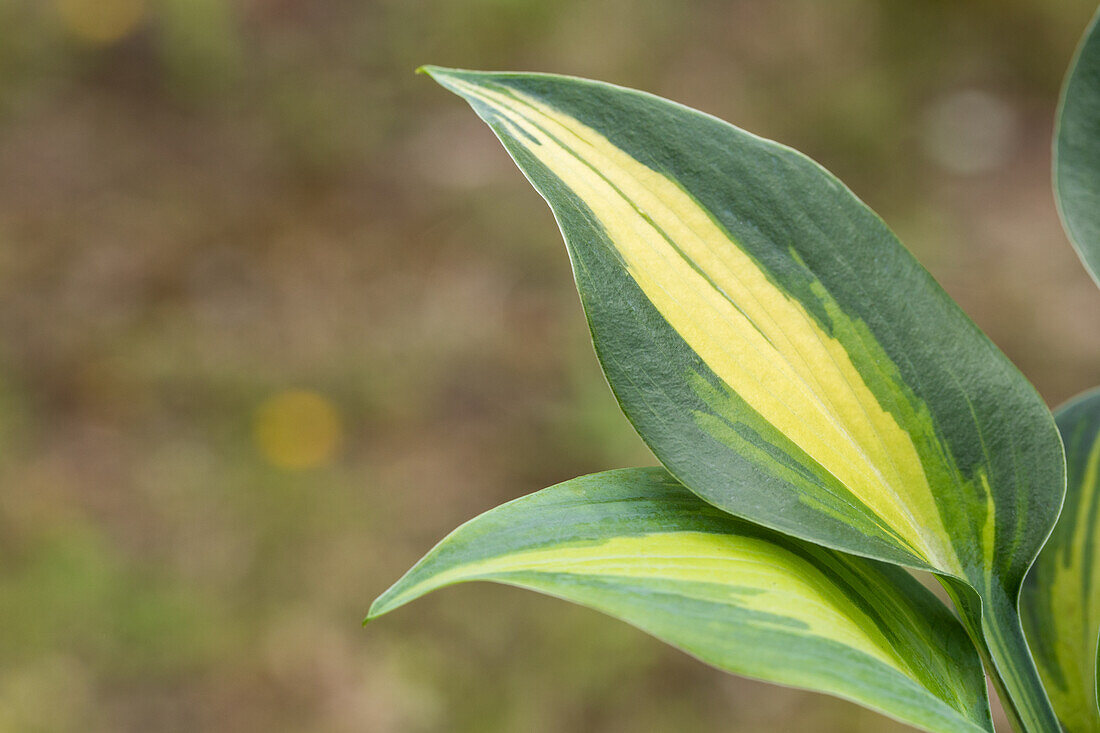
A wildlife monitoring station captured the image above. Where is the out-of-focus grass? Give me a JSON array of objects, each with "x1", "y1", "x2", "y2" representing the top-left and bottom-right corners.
[{"x1": 0, "y1": 1, "x2": 1098, "y2": 731}]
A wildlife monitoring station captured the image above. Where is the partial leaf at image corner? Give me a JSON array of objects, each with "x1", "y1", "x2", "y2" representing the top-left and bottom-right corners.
[
  {"x1": 1024, "y1": 388, "x2": 1100, "y2": 732},
  {"x1": 1055, "y1": 5, "x2": 1100, "y2": 287}
]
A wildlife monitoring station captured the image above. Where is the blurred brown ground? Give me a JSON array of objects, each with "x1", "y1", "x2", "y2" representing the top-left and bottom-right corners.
[{"x1": 1, "y1": 1, "x2": 1098, "y2": 731}]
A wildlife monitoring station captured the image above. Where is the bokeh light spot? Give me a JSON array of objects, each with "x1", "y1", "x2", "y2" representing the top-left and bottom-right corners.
[
  {"x1": 919, "y1": 89, "x2": 1020, "y2": 175},
  {"x1": 55, "y1": 0, "x2": 147, "y2": 45},
  {"x1": 253, "y1": 390, "x2": 343, "y2": 470}
]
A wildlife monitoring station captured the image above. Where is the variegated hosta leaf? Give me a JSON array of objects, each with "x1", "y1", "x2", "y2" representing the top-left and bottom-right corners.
[
  {"x1": 1056, "y1": 6, "x2": 1100, "y2": 287},
  {"x1": 422, "y1": 67, "x2": 1064, "y2": 730},
  {"x1": 1023, "y1": 388, "x2": 1100, "y2": 732},
  {"x1": 370, "y1": 468, "x2": 993, "y2": 733}
]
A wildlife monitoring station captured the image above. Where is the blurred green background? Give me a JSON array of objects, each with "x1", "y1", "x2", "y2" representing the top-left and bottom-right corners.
[{"x1": 2, "y1": 1, "x2": 1099, "y2": 731}]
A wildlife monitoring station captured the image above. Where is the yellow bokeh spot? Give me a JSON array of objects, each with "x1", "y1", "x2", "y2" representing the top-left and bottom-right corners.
[
  {"x1": 55, "y1": 0, "x2": 147, "y2": 45},
  {"x1": 253, "y1": 390, "x2": 343, "y2": 471}
]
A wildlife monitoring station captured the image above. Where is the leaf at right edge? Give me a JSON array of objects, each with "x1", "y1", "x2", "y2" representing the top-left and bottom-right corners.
[
  {"x1": 1023, "y1": 387, "x2": 1100, "y2": 732},
  {"x1": 1056, "y1": 5, "x2": 1100, "y2": 287},
  {"x1": 370, "y1": 468, "x2": 993, "y2": 733}
]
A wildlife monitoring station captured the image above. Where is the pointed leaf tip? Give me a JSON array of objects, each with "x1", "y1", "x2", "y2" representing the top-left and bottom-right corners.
[
  {"x1": 366, "y1": 578, "x2": 416, "y2": 623},
  {"x1": 416, "y1": 64, "x2": 448, "y2": 78}
]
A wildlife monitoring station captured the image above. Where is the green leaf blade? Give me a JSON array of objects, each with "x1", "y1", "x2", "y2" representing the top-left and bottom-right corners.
[
  {"x1": 423, "y1": 67, "x2": 1065, "y2": 730},
  {"x1": 422, "y1": 66, "x2": 1062, "y2": 586},
  {"x1": 1023, "y1": 387, "x2": 1100, "y2": 732},
  {"x1": 371, "y1": 468, "x2": 993, "y2": 733},
  {"x1": 1056, "y1": 6, "x2": 1100, "y2": 287}
]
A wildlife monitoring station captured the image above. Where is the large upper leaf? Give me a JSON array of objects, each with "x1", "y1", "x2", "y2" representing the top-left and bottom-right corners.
[
  {"x1": 370, "y1": 468, "x2": 993, "y2": 733},
  {"x1": 422, "y1": 67, "x2": 1065, "y2": 729},
  {"x1": 1023, "y1": 388, "x2": 1100, "y2": 732},
  {"x1": 1055, "y1": 6, "x2": 1100, "y2": 287}
]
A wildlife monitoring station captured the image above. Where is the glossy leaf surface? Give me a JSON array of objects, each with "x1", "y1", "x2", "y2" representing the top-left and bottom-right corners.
[
  {"x1": 1056, "y1": 6, "x2": 1100, "y2": 287},
  {"x1": 371, "y1": 468, "x2": 993, "y2": 733},
  {"x1": 422, "y1": 66, "x2": 1064, "y2": 730},
  {"x1": 1024, "y1": 388, "x2": 1100, "y2": 732}
]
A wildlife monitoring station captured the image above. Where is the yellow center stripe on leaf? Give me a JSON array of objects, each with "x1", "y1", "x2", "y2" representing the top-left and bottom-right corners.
[
  {"x1": 410, "y1": 531, "x2": 908, "y2": 671},
  {"x1": 449, "y1": 76, "x2": 959, "y2": 572}
]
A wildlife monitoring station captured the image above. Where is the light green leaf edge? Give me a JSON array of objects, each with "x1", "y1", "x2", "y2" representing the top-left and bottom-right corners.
[
  {"x1": 1055, "y1": 5, "x2": 1100, "y2": 288},
  {"x1": 419, "y1": 66, "x2": 1064, "y2": 731},
  {"x1": 1023, "y1": 387, "x2": 1100, "y2": 732},
  {"x1": 370, "y1": 468, "x2": 993, "y2": 733}
]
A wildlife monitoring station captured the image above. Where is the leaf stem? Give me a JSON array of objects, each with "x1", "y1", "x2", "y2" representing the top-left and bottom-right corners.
[{"x1": 944, "y1": 578, "x2": 1060, "y2": 732}]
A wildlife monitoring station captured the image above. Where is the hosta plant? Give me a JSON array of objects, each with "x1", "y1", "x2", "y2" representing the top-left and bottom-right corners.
[{"x1": 371, "y1": 8, "x2": 1100, "y2": 732}]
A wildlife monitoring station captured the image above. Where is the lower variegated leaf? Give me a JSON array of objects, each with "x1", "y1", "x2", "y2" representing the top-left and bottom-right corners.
[
  {"x1": 1023, "y1": 387, "x2": 1100, "y2": 732},
  {"x1": 370, "y1": 468, "x2": 993, "y2": 733}
]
